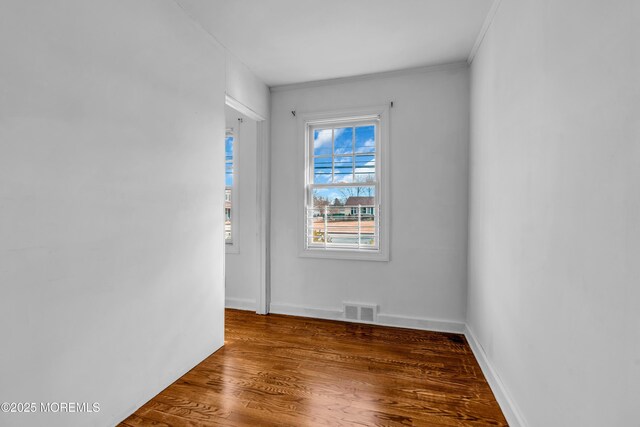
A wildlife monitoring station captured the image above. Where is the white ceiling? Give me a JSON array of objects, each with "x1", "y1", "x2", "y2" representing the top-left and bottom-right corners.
[{"x1": 176, "y1": 0, "x2": 493, "y2": 87}]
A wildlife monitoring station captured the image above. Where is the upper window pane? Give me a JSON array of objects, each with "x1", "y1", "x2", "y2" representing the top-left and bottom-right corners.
[
  {"x1": 355, "y1": 154, "x2": 376, "y2": 183},
  {"x1": 355, "y1": 125, "x2": 375, "y2": 153},
  {"x1": 225, "y1": 133, "x2": 234, "y2": 245},
  {"x1": 313, "y1": 156, "x2": 332, "y2": 184},
  {"x1": 333, "y1": 156, "x2": 353, "y2": 183},
  {"x1": 225, "y1": 135, "x2": 233, "y2": 151},
  {"x1": 313, "y1": 129, "x2": 333, "y2": 156},
  {"x1": 334, "y1": 127, "x2": 353, "y2": 154},
  {"x1": 225, "y1": 135, "x2": 234, "y2": 187}
]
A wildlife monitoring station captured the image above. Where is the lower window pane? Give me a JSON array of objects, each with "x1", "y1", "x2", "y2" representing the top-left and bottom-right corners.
[
  {"x1": 225, "y1": 187, "x2": 232, "y2": 243},
  {"x1": 308, "y1": 186, "x2": 376, "y2": 249}
]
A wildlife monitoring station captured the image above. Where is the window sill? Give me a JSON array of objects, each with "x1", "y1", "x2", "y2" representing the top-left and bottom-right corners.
[{"x1": 299, "y1": 248, "x2": 388, "y2": 262}]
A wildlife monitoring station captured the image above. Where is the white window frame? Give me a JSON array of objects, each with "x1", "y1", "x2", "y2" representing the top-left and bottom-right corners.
[
  {"x1": 225, "y1": 128, "x2": 239, "y2": 254},
  {"x1": 298, "y1": 105, "x2": 390, "y2": 261}
]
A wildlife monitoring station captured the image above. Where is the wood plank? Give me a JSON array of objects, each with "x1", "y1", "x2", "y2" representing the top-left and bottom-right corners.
[{"x1": 119, "y1": 309, "x2": 508, "y2": 426}]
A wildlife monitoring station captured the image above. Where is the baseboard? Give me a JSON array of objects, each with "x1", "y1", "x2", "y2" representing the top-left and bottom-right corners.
[
  {"x1": 464, "y1": 325, "x2": 528, "y2": 427},
  {"x1": 269, "y1": 303, "x2": 343, "y2": 321},
  {"x1": 225, "y1": 297, "x2": 256, "y2": 311},
  {"x1": 377, "y1": 313, "x2": 464, "y2": 333},
  {"x1": 269, "y1": 303, "x2": 464, "y2": 334}
]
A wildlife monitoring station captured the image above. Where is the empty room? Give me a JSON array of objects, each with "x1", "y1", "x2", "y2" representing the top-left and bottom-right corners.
[{"x1": 1, "y1": 1, "x2": 638, "y2": 426}]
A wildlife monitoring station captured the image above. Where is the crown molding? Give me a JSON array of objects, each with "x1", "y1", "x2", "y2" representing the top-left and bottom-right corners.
[
  {"x1": 468, "y1": 0, "x2": 503, "y2": 64},
  {"x1": 270, "y1": 61, "x2": 468, "y2": 93}
]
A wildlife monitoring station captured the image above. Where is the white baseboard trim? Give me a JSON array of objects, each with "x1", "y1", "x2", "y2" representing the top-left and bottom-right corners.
[
  {"x1": 269, "y1": 303, "x2": 465, "y2": 334},
  {"x1": 464, "y1": 325, "x2": 528, "y2": 427},
  {"x1": 377, "y1": 313, "x2": 464, "y2": 334},
  {"x1": 270, "y1": 303, "x2": 343, "y2": 321},
  {"x1": 225, "y1": 297, "x2": 256, "y2": 311}
]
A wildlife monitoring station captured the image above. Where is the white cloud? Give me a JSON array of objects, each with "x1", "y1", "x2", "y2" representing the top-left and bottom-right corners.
[
  {"x1": 334, "y1": 174, "x2": 353, "y2": 183},
  {"x1": 314, "y1": 129, "x2": 332, "y2": 148},
  {"x1": 314, "y1": 128, "x2": 345, "y2": 150},
  {"x1": 355, "y1": 155, "x2": 376, "y2": 170},
  {"x1": 358, "y1": 138, "x2": 375, "y2": 150}
]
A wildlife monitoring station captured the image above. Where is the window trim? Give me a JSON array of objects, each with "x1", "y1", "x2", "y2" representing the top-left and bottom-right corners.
[
  {"x1": 225, "y1": 127, "x2": 239, "y2": 254},
  {"x1": 297, "y1": 105, "x2": 390, "y2": 261}
]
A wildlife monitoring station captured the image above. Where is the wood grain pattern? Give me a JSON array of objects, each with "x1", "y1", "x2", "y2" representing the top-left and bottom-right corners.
[{"x1": 120, "y1": 309, "x2": 507, "y2": 426}]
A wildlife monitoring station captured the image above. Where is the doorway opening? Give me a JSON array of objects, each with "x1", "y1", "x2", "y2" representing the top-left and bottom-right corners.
[{"x1": 224, "y1": 96, "x2": 269, "y2": 314}]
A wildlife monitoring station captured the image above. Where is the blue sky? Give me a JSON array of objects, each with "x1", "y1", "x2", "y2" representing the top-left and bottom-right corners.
[
  {"x1": 225, "y1": 135, "x2": 233, "y2": 187},
  {"x1": 313, "y1": 125, "x2": 375, "y2": 156},
  {"x1": 312, "y1": 125, "x2": 376, "y2": 204}
]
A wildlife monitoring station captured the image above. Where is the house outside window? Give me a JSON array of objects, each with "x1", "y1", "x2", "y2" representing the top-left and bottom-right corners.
[
  {"x1": 346, "y1": 197, "x2": 375, "y2": 216},
  {"x1": 299, "y1": 106, "x2": 390, "y2": 261}
]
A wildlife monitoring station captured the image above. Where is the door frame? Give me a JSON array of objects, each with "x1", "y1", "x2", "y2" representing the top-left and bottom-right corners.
[{"x1": 225, "y1": 94, "x2": 270, "y2": 315}]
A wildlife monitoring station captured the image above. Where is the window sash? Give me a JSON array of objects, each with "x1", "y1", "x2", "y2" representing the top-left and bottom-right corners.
[
  {"x1": 308, "y1": 122, "x2": 378, "y2": 184},
  {"x1": 225, "y1": 130, "x2": 235, "y2": 245},
  {"x1": 305, "y1": 119, "x2": 380, "y2": 252}
]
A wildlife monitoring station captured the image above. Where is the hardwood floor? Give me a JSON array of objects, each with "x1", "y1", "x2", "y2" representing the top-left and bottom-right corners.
[{"x1": 120, "y1": 309, "x2": 507, "y2": 426}]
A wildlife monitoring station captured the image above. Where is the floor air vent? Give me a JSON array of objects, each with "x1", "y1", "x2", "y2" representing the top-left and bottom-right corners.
[
  {"x1": 360, "y1": 306, "x2": 375, "y2": 322},
  {"x1": 345, "y1": 305, "x2": 359, "y2": 320},
  {"x1": 343, "y1": 303, "x2": 378, "y2": 322}
]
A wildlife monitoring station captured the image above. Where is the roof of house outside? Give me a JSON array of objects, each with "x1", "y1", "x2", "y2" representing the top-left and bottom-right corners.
[{"x1": 344, "y1": 196, "x2": 374, "y2": 206}]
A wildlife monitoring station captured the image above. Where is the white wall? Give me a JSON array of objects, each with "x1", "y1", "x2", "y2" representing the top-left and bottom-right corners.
[
  {"x1": 225, "y1": 107, "x2": 260, "y2": 310},
  {"x1": 468, "y1": 1, "x2": 640, "y2": 426},
  {"x1": 174, "y1": 0, "x2": 271, "y2": 120},
  {"x1": 270, "y1": 66, "x2": 471, "y2": 328},
  {"x1": 0, "y1": 1, "x2": 227, "y2": 426}
]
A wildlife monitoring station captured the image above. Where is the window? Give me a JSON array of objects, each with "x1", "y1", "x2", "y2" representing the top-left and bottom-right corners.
[
  {"x1": 299, "y1": 106, "x2": 389, "y2": 261},
  {"x1": 225, "y1": 130, "x2": 238, "y2": 251}
]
